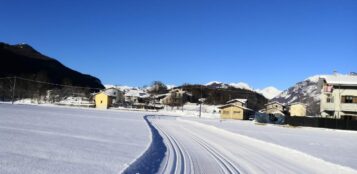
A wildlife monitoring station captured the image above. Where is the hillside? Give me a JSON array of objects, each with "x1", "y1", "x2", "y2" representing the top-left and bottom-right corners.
[
  {"x1": 177, "y1": 84, "x2": 268, "y2": 111},
  {"x1": 272, "y1": 76, "x2": 322, "y2": 115},
  {"x1": 0, "y1": 42, "x2": 104, "y2": 89}
]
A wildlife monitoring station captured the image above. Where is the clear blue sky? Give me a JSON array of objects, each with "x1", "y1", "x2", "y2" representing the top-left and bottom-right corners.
[{"x1": 1, "y1": 0, "x2": 356, "y2": 90}]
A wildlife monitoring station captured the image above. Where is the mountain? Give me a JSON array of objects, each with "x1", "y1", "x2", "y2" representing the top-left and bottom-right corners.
[
  {"x1": 178, "y1": 84, "x2": 268, "y2": 111},
  {"x1": 205, "y1": 81, "x2": 280, "y2": 100},
  {"x1": 256, "y1": 87, "x2": 282, "y2": 100},
  {"x1": 0, "y1": 42, "x2": 104, "y2": 89},
  {"x1": 271, "y1": 75, "x2": 324, "y2": 115}
]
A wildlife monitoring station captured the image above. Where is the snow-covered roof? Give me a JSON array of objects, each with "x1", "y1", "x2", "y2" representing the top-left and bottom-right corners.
[
  {"x1": 322, "y1": 74, "x2": 357, "y2": 86},
  {"x1": 227, "y1": 98, "x2": 247, "y2": 104},
  {"x1": 125, "y1": 89, "x2": 150, "y2": 98},
  {"x1": 218, "y1": 104, "x2": 253, "y2": 111},
  {"x1": 103, "y1": 88, "x2": 120, "y2": 97}
]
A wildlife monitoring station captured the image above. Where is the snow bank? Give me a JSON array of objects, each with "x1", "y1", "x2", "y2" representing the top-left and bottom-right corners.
[{"x1": 0, "y1": 104, "x2": 151, "y2": 174}]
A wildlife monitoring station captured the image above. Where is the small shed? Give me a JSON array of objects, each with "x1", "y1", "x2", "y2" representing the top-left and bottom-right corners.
[
  {"x1": 218, "y1": 104, "x2": 254, "y2": 120},
  {"x1": 288, "y1": 102, "x2": 307, "y2": 116}
]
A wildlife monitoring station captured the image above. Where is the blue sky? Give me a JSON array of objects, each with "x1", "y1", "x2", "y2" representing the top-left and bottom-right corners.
[{"x1": 1, "y1": 0, "x2": 356, "y2": 90}]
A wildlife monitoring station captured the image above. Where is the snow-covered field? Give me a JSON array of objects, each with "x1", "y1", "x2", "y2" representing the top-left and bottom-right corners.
[
  {"x1": 2, "y1": 103, "x2": 357, "y2": 174},
  {"x1": 182, "y1": 117, "x2": 357, "y2": 171},
  {"x1": 147, "y1": 116, "x2": 356, "y2": 174},
  {"x1": 0, "y1": 104, "x2": 150, "y2": 174}
]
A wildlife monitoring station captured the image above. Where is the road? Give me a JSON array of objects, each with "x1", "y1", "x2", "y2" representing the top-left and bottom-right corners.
[{"x1": 149, "y1": 116, "x2": 356, "y2": 174}]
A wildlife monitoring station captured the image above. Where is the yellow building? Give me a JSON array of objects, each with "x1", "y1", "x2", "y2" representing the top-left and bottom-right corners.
[
  {"x1": 95, "y1": 92, "x2": 113, "y2": 109},
  {"x1": 289, "y1": 102, "x2": 307, "y2": 116},
  {"x1": 219, "y1": 104, "x2": 254, "y2": 120}
]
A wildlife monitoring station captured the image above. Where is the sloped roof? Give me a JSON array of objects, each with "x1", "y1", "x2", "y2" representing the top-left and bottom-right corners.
[
  {"x1": 125, "y1": 89, "x2": 150, "y2": 98},
  {"x1": 265, "y1": 101, "x2": 284, "y2": 106},
  {"x1": 218, "y1": 104, "x2": 253, "y2": 111},
  {"x1": 323, "y1": 74, "x2": 357, "y2": 86},
  {"x1": 227, "y1": 98, "x2": 247, "y2": 104},
  {"x1": 103, "y1": 88, "x2": 120, "y2": 97}
]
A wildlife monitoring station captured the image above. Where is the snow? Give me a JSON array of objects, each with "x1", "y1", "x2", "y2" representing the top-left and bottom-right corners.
[
  {"x1": 165, "y1": 85, "x2": 176, "y2": 89},
  {"x1": 104, "y1": 84, "x2": 133, "y2": 91},
  {"x1": 182, "y1": 117, "x2": 357, "y2": 171},
  {"x1": 159, "y1": 102, "x2": 220, "y2": 119},
  {"x1": 228, "y1": 82, "x2": 253, "y2": 90},
  {"x1": 124, "y1": 89, "x2": 149, "y2": 98},
  {"x1": 256, "y1": 86, "x2": 282, "y2": 99},
  {"x1": 205, "y1": 81, "x2": 223, "y2": 86},
  {"x1": 0, "y1": 104, "x2": 151, "y2": 174},
  {"x1": 323, "y1": 74, "x2": 357, "y2": 86},
  {"x1": 305, "y1": 75, "x2": 326, "y2": 82},
  {"x1": 146, "y1": 116, "x2": 357, "y2": 173}
]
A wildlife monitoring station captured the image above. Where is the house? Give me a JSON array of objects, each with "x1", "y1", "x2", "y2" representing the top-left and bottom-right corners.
[
  {"x1": 124, "y1": 88, "x2": 150, "y2": 105},
  {"x1": 162, "y1": 89, "x2": 191, "y2": 106},
  {"x1": 218, "y1": 98, "x2": 254, "y2": 120},
  {"x1": 263, "y1": 101, "x2": 285, "y2": 115},
  {"x1": 226, "y1": 98, "x2": 248, "y2": 107},
  {"x1": 288, "y1": 102, "x2": 307, "y2": 116},
  {"x1": 319, "y1": 74, "x2": 357, "y2": 120},
  {"x1": 95, "y1": 88, "x2": 123, "y2": 109}
]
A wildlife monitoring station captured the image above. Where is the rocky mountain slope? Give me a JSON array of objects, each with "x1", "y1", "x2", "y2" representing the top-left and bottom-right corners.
[{"x1": 0, "y1": 42, "x2": 104, "y2": 89}]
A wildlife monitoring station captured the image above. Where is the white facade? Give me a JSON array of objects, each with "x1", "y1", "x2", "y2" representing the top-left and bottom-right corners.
[{"x1": 320, "y1": 74, "x2": 357, "y2": 119}]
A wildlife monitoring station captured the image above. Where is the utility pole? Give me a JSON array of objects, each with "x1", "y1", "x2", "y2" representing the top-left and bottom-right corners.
[{"x1": 12, "y1": 76, "x2": 16, "y2": 104}]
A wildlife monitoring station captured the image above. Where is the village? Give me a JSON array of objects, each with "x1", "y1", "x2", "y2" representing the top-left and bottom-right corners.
[{"x1": 79, "y1": 73, "x2": 357, "y2": 130}]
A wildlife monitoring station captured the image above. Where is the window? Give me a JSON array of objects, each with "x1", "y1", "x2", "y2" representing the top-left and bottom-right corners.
[
  {"x1": 233, "y1": 111, "x2": 241, "y2": 114},
  {"x1": 326, "y1": 94, "x2": 334, "y2": 103},
  {"x1": 100, "y1": 100, "x2": 103, "y2": 104},
  {"x1": 342, "y1": 96, "x2": 355, "y2": 103},
  {"x1": 223, "y1": 111, "x2": 229, "y2": 114}
]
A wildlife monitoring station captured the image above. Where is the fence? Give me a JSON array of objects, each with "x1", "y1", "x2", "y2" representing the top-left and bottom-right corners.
[
  {"x1": 285, "y1": 116, "x2": 357, "y2": 131},
  {"x1": 0, "y1": 76, "x2": 101, "y2": 107}
]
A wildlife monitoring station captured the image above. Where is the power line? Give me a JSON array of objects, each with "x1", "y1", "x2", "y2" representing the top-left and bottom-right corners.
[{"x1": 1, "y1": 76, "x2": 103, "y2": 90}]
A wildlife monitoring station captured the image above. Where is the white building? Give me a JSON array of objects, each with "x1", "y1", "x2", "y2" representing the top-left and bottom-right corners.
[
  {"x1": 124, "y1": 89, "x2": 150, "y2": 104},
  {"x1": 319, "y1": 74, "x2": 357, "y2": 119}
]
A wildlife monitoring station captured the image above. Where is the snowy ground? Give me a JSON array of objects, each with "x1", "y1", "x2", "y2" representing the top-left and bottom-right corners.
[
  {"x1": 182, "y1": 117, "x2": 357, "y2": 171},
  {"x1": 2, "y1": 103, "x2": 357, "y2": 174},
  {"x1": 0, "y1": 104, "x2": 150, "y2": 174},
  {"x1": 147, "y1": 116, "x2": 356, "y2": 174}
]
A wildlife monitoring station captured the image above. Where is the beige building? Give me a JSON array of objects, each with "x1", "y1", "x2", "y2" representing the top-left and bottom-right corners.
[
  {"x1": 263, "y1": 101, "x2": 285, "y2": 115},
  {"x1": 288, "y1": 102, "x2": 307, "y2": 116},
  {"x1": 219, "y1": 98, "x2": 254, "y2": 120},
  {"x1": 319, "y1": 74, "x2": 357, "y2": 120}
]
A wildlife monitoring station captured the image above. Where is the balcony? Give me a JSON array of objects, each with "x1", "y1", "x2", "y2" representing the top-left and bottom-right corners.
[
  {"x1": 341, "y1": 103, "x2": 357, "y2": 112},
  {"x1": 321, "y1": 103, "x2": 335, "y2": 111}
]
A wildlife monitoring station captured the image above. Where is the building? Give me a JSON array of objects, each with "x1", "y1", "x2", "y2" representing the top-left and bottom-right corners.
[
  {"x1": 95, "y1": 88, "x2": 123, "y2": 109},
  {"x1": 124, "y1": 89, "x2": 150, "y2": 104},
  {"x1": 263, "y1": 101, "x2": 285, "y2": 115},
  {"x1": 218, "y1": 98, "x2": 254, "y2": 120},
  {"x1": 226, "y1": 98, "x2": 247, "y2": 107},
  {"x1": 319, "y1": 74, "x2": 357, "y2": 120},
  {"x1": 161, "y1": 89, "x2": 190, "y2": 106},
  {"x1": 288, "y1": 102, "x2": 307, "y2": 116}
]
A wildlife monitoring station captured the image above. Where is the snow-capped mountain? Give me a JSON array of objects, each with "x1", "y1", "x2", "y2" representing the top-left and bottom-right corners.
[
  {"x1": 271, "y1": 75, "x2": 326, "y2": 115},
  {"x1": 256, "y1": 87, "x2": 282, "y2": 100},
  {"x1": 229, "y1": 82, "x2": 253, "y2": 90}
]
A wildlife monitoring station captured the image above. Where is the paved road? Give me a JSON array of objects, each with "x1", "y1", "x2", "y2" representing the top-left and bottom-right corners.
[{"x1": 149, "y1": 116, "x2": 356, "y2": 174}]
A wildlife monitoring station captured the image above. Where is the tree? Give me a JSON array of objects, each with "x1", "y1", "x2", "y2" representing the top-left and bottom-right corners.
[{"x1": 148, "y1": 81, "x2": 168, "y2": 95}]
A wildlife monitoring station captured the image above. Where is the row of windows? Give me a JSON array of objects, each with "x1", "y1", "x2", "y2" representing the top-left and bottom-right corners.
[{"x1": 326, "y1": 95, "x2": 357, "y2": 104}]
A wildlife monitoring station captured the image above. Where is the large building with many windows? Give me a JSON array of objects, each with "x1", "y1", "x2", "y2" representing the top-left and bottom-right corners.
[{"x1": 319, "y1": 74, "x2": 357, "y2": 120}]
